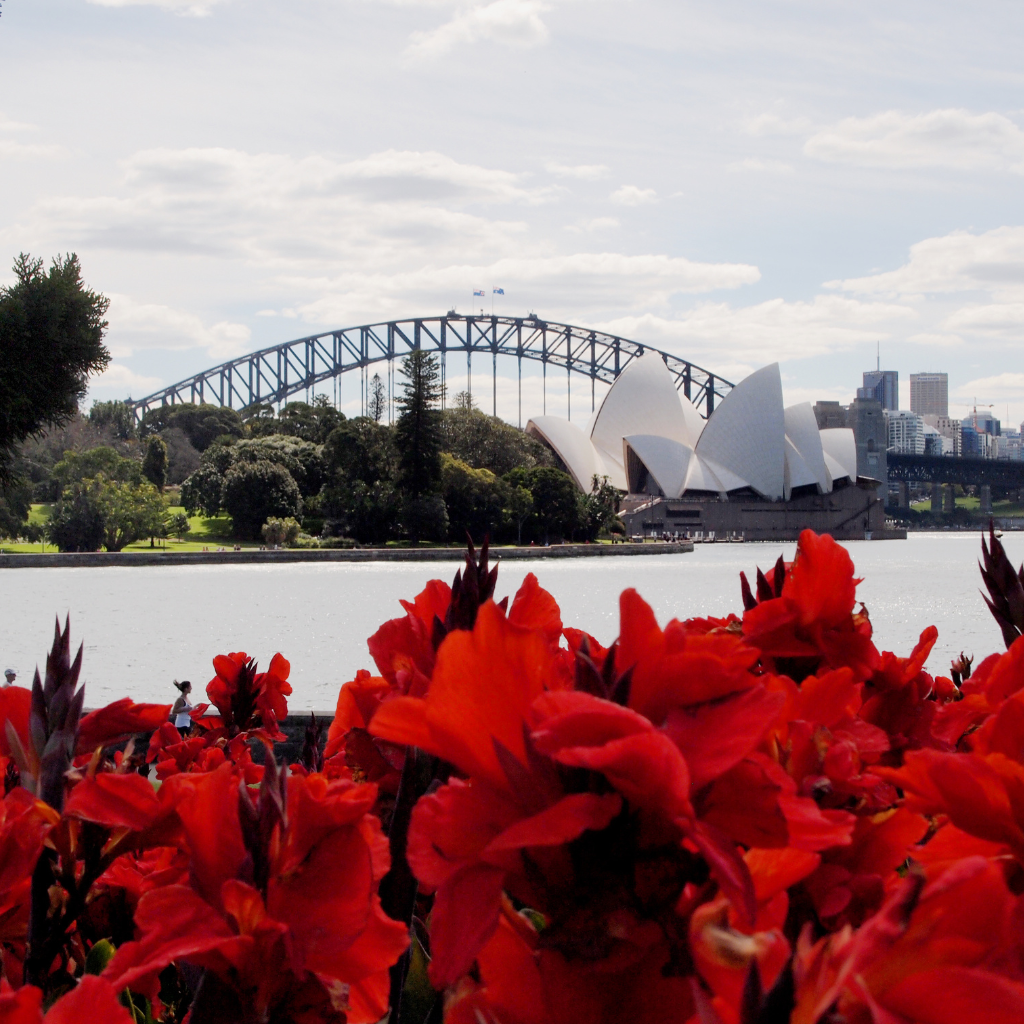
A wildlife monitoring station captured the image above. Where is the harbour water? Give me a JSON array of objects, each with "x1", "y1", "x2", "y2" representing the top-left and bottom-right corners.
[{"x1": 1, "y1": 531, "x2": 1020, "y2": 709}]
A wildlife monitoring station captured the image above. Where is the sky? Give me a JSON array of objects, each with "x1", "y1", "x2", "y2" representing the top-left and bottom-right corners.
[{"x1": 2, "y1": 0, "x2": 1024, "y2": 428}]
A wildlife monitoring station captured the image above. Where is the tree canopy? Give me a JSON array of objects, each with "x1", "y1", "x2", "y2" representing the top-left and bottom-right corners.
[
  {"x1": 395, "y1": 351, "x2": 444, "y2": 496},
  {"x1": 0, "y1": 254, "x2": 110, "y2": 478}
]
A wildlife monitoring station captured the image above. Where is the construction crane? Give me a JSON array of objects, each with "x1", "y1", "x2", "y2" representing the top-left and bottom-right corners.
[{"x1": 952, "y1": 400, "x2": 995, "y2": 432}]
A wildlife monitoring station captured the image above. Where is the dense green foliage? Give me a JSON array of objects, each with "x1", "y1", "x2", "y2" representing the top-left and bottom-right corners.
[
  {"x1": 395, "y1": 351, "x2": 444, "y2": 497},
  {"x1": 5, "y1": 341, "x2": 614, "y2": 545},
  {"x1": 139, "y1": 403, "x2": 244, "y2": 451},
  {"x1": 440, "y1": 398, "x2": 553, "y2": 476},
  {"x1": 0, "y1": 254, "x2": 110, "y2": 479},
  {"x1": 142, "y1": 436, "x2": 168, "y2": 491},
  {"x1": 222, "y1": 461, "x2": 302, "y2": 541}
]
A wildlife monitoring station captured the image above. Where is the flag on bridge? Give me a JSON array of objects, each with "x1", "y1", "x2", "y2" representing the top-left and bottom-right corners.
[
  {"x1": 493, "y1": 287, "x2": 505, "y2": 295},
  {"x1": 473, "y1": 289, "x2": 486, "y2": 297}
]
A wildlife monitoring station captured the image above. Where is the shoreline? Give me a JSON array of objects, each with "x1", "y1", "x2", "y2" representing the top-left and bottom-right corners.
[{"x1": 0, "y1": 540, "x2": 694, "y2": 568}]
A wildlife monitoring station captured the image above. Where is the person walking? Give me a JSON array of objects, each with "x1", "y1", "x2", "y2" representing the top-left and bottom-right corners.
[
  {"x1": 3, "y1": 670, "x2": 14, "y2": 687},
  {"x1": 170, "y1": 680, "x2": 194, "y2": 738}
]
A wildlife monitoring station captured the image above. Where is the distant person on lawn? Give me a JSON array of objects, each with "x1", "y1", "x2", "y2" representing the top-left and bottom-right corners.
[{"x1": 170, "y1": 680, "x2": 193, "y2": 737}]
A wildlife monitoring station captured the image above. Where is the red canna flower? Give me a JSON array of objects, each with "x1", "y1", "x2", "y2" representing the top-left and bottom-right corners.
[
  {"x1": 0, "y1": 975, "x2": 133, "y2": 1024},
  {"x1": 104, "y1": 761, "x2": 408, "y2": 1024},
  {"x1": 370, "y1": 591, "x2": 844, "y2": 1016},
  {"x1": 742, "y1": 530, "x2": 880, "y2": 683},
  {"x1": 792, "y1": 857, "x2": 1024, "y2": 1024},
  {"x1": 204, "y1": 651, "x2": 293, "y2": 740},
  {"x1": 75, "y1": 700, "x2": 171, "y2": 757}
]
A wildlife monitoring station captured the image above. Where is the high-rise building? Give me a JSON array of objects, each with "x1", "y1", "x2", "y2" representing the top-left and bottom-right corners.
[
  {"x1": 858, "y1": 369, "x2": 898, "y2": 411},
  {"x1": 910, "y1": 372, "x2": 948, "y2": 417},
  {"x1": 887, "y1": 409, "x2": 925, "y2": 454},
  {"x1": 922, "y1": 415, "x2": 962, "y2": 456}
]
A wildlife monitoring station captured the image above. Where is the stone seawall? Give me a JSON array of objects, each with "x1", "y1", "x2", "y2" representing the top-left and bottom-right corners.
[{"x1": 0, "y1": 541, "x2": 693, "y2": 569}]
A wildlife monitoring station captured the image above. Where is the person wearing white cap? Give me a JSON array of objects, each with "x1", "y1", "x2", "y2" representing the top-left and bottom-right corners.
[{"x1": 3, "y1": 670, "x2": 15, "y2": 686}]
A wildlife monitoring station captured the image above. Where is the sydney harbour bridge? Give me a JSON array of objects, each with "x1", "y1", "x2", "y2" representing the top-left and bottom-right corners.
[{"x1": 128, "y1": 313, "x2": 733, "y2": 427}]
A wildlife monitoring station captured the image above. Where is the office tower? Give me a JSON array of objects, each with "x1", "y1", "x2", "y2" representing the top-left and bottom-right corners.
[
  {"x1": 910, "y1": 372, "x2": 948, "y2": 417},
  {"x1": 858, "y1": 369, "x2": 898, "y2": 411}
]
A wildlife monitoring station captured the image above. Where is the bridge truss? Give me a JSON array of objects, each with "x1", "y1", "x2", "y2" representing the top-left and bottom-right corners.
[
  {"x1": 887, "y1": 452, "x2": 1024, "y2": 489},
  {"x1": 128, "y1": 314, "x2": 732, "y2": 426}
]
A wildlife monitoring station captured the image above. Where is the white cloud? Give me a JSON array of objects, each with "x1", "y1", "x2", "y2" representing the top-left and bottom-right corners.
[
  {"x1": 565, "y1": 217, "x2": 619, "y2": 233},
  {"x1": 9, "y1": 146, "x2": 551, "y2": 269},
  {"x1": 830, "y1": 226, "x2": 1024, "y2": 301},
  {"x1": 742, "y1": 113, "x2": 814, "y2": 137},
  {"x1": 944, "y1": 303, "x2": 1024, "y2": 340},
  {"x1": 907, "y1": 331, "x2": 964, "y2": 348},
  {"x1": 593, "y1": 295, "x2": 915, "y2": 366},
  {"x1": 956, "y1": 372, "x2": 1024, "y2": 403},
  {"x1": 294, "y1": 252, "x2": 761, "y2": 324},
  {"x1": 545, "y1": 162, "x2": 610, "y2": 180},
  {"x1": 89, "y1": 363, "x2": 163, "y2": 398},
  {"x1": 609, "y1": 185, "x2": 657, "y2": 206},
  {"x1": 804, "y1": 109, "x2": 1024, "y2": 173},
  {"x1": 405, "y1": 0, "x2": 550, "y2": 59},
  {"x1": 86, "y1": 0, "x2": 228, "y2": 16},
  {"x1": 106, "y1": 294, "x2": 251, "y2": 360},
  {"x1": 726, "y1": 158, "x2": 793, "y2": 174},
  {"x1": 0, "y1": 140, "x2": 64, "y2": 159}
]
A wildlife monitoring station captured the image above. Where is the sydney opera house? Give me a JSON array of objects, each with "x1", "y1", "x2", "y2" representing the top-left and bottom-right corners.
[{"x1": 526, "y1": 354, "x2": 892, "y2": 541}]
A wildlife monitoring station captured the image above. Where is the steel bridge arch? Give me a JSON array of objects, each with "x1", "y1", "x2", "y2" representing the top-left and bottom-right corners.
[{"x1": 128, "y1": 313, "x2": 733, "y2": 426}]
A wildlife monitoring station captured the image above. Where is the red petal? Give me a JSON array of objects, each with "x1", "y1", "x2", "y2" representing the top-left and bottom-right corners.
[
  {"x1": 44, "y1": 976, "x2": 133, "y2": 1024},
  {"x1": 64, "y1": 772, "x2": 162, "y2": 832},
  {"x1": 428, "y1": 864, "x2": 507, "y2": 987},
  {"x1": 76, "y1": 700, "x2": 172, "y2": 755}
]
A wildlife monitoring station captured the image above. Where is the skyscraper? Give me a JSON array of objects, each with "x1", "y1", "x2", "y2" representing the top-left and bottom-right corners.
[
  {"x1": 910, "y1": 372, "x2": 948, "y2": 417},
  {"x1": 858, "y1": 369, "x2": 898, "y2": 411}
]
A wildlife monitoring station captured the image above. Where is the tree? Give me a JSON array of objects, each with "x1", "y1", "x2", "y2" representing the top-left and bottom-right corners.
[
  {"x1": 232, "y1": 436, "x2": 324, "y2": 497},
  {"x1": 440, "y1": 403, "x2": 553, "y2": 477},
  {"x1": 138, "y1": 403, "x2": 243, "y2": 451},
  {"x1": 0, "y1": 253, "x2": 110, "y2": 478},
  {"x1": 323, "y1": 479, "x2": 403, "y2": 544},
  {"x1": 159, "y1": 427, "x2": 201, "y2": 485},
  {"x1": 395, "y1": 351, "x2": 444, "y2": 496},
  {"x1": 142, "y1": 436, "x2": 168, "y2": 491},
  {"x1": 323, "y1": 419, "x2": 397, "y2": 487},
  {"x1": 52, "y1": 446, "x2": 142, "y2": 487},
  {"x1": 403, "y1": 493, "x2": 448, "y2": 545},
  {"x1": 440, "y1": 454, "x2": 508, "y2": 544},
  {"x1": 47, "y1": 482, "x2": 105, "y2": 552},
  {"x1": 180, "y1": 465, "x2": 224, "y2": 517},
  {"x1": 94, "y1": 477, "x2": 166, "y2": 551},
  {"x1": 261, "y1": 516, "x2": 301, "y2": 547},
  {"x1": 168, "y1": 511, "x2": 191, "y2": 541},
  {"x1": 222, "y1": 461, "x2": 302, "y2": 541},
  {"x1": 504, "y1": 484, "x2": 533, "y2": 545},
  {"x1": 369, "y1": 374, "x2": 387, "y2": 423},
  {"x1": 505, "y1": 466, "x2": 580, "y2": 543},
  {"x1": 88, "y1": 400, "x2": 135, "y2": 440},
  {"x1": 0, "y1": 477, "x2": 32, "y2": 539},
  {"x1": 576, "y1": 475, "x2": 620, "y2": 541}
]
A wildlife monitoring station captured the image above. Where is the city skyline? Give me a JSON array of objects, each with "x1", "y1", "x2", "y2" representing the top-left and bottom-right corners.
[{"x1": 2, "y1": 1, "x2": 1024, "y2": 427}]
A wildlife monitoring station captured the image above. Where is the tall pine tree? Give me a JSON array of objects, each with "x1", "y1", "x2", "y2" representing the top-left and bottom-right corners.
[{"x1": 395, "y1": 351, "x2": 444, "y2": 496}]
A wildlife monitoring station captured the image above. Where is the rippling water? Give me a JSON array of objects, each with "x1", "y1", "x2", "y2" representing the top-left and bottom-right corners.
[{"x1": 1, "y1": 531, "x2": 1020, "y2": 708}]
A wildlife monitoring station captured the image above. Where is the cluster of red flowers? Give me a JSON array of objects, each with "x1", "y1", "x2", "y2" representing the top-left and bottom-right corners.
[{"x1": 2, "y1": 529, "x2": 1024, "y2": 1024}]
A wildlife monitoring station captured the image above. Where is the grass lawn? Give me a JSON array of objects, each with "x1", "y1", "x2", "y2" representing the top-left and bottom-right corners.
[{"x1": 0, "y1": 504, "x2": 260, "y2": 554}]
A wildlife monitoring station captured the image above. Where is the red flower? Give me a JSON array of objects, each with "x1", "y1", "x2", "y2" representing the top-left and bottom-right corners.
[
  {"x1": 0, "y1": 975, "x2": 133, "y2": 1024},
  {"x1": 792, "y1": 857, "x2": 1024, "y2": 1024},
  {"x1": 104, "y1": 762, "x2": 408, "y2": 1023},
  {"x1": 742, "y1": 530, "x2": 879, "y2": 682},
  {"x1": 75, "y1": 700, "x2": 171, "y2": 757},
  {"x1": 205, "y1": 651, "x2": 293, "y2": 740},
  {"x1": 370, "y1": 594, "x2": 819, "y2": 1010}
]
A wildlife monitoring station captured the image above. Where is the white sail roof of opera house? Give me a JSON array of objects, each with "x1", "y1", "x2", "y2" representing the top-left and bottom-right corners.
[{"x1": 525, "y1": 355, "x2": 858, "y2": 502}]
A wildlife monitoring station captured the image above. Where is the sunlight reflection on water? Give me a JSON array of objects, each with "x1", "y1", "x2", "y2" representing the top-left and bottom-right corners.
[{"x1": 1, "y1": 531, "x2": 1021, "y2": 708}]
